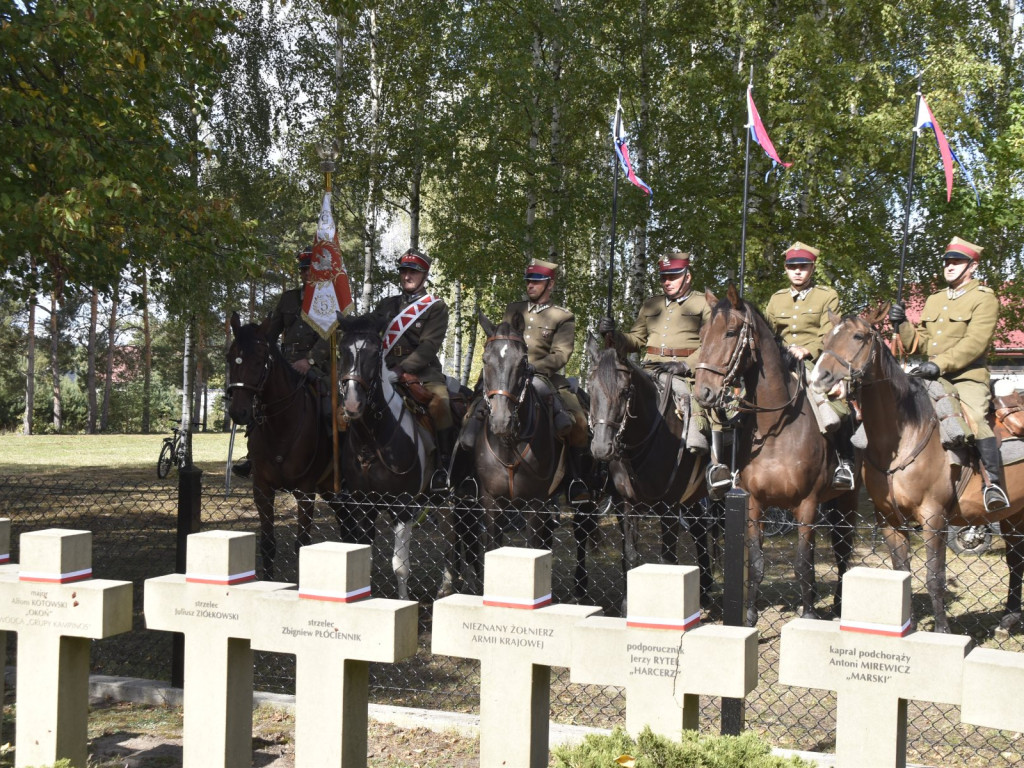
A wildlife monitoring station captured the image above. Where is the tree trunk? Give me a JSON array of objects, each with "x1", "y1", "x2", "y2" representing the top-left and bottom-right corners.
[
  {"x1": 452, "y1": 280, "x2": 462, "y2": 380},
  {"x1": 49, "y1": 284, "x2": 62, "y2": 432},
  {"x1": 409, "y1": 163, "x2": 422, "y2": 250},
  {"x1": 23, "y1": 264, "x2": 36, "y2": 435},
  {"x1": 360, "y1": 6, "x2": 381, "y2": 311},
  {"x1": 461, "y1": 292, "x2": 480, "y2": 387},
  {"x1": 87, "y1": 287, "x2": 99, "y2": 433},
  {"x1": 525, "y1": 26, "x2": 542, "y2": 261},
  {"x1": 100, "y1": 276, "x2": 120, "y2": 432},
  {"x1": 193, "y1": 322, "x2": 206, "y2": 431},
  {"x1": 142, "y1": 267, "x2": 152, "y2": 433}
]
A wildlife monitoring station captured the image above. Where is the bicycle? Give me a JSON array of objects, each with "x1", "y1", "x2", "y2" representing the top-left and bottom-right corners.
[{"x1": 157, "y1": 427, "x2": 185, "y2": 479}]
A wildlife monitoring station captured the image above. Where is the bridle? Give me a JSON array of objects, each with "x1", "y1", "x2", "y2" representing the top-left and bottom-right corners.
[
  {"x1": 226, "y1": 337, "x2": 272, "y2": 398},
  {"x1": 694, "y1": 307, "x2": 755, "y2": 410},
  {"x1": 339, "y1": 334, "x2": 382, "y2": 412},
  {"x1": 817, "y1": 320, "x2": 879, "y2": 394},
  {"x1": 589, "y1": 359, "x2": 640, "y2": 455},
  {"x1": 482, "y1": 333, "x2": 532, "y2": 416}
]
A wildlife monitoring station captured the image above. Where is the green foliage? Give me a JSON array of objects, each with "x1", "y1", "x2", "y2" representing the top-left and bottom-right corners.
[{"x1": 552, "y1": 726, "x2": 814, "y2": 768}]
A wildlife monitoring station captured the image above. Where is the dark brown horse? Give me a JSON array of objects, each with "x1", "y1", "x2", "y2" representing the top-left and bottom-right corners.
[
  {"x1": 810, "y1": 303, "x2": 1024, "y2": 633},
  {"x1": 226, "y1": 311, "x2": 345, "y2": 579},
  {"x1": 452, "y1": 313, "x2": 595, "y2": 600},
  {"x1": 693, "y1": 286, "x2": 857, "y2": 625},
  {"x1": 585, "y1": 335, "x2": 714, "y2": 607}
]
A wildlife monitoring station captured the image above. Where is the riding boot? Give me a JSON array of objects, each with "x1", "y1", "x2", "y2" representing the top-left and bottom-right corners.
[
  {"x1": 831, "y1": 421, "x2": 856, "y2": 490},
  {"x1": 706, "y1": 430, "x2": 732, "y2": 501},
  {"x1": 232, "y1": 456, "x2": 252, "y2": 478},
  {"x1": 429, "y1": 427, "x2": 456, "y2": 492},
  {"x1": 458, "y1": 399, "x2": 485, "y2": 450},
  {"x1": 977, "y1": 436, "x2": 1011, "y2": 513},
  {"x1": 566, "y1": 445, "x2": 591, "y2": 505}
]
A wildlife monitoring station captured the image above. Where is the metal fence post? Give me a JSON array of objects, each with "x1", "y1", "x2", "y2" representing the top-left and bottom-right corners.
[
  {"x1": 721, "y1": 486, "x2": 749, "y2": 735},
  {"x1": 172, "y1": 465, "x2": 203, "y2": 688}
]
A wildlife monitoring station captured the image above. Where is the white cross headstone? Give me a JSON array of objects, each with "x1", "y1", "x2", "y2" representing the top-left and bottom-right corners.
[
  {"x1": 251, "y1": 542, "x2": 418, "y2": 768},
  {"x1": 432, "y1": 547, "x2": 601, "y2": 768},
  {"x1": 779, "y1": 566, "x2": 972, "y2": 768},
  {"x1": 0, "y1": 528, "x2": 132, "y2": 768},
  {"x1": 570, "y1": 563, "x2": 757, "y2": 738},
  {"x1": 144, "y1": 530, "x2": 293, "y2": 768},
  {"x1": 961, "y1": 646, "x2": 1024, "y2": 732}
]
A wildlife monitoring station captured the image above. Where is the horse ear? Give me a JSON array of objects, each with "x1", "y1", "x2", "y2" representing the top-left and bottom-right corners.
[
  {"x1": 478, "y1": 312, "x2": 497, "y2": 338},
  {"x1": 585, "y1": 333, "x2": 602, "y2": 365},
  {"x1": 510, "y1": 312, "x2": 526, "y2": 335},
  {"x1": 230, "y1": 311, "x2": 241, "y2": 336},
  {"x1": 861, "y1": 301, "x2": 889, "y2": 327},
  {"x1": 705, "y1": 288, "x2": 718, "y2": 306},
  {"x1": 726, "y1": 283, "x2": 741, "y2": 309},
  {"x1": 827, "y1": 308, "x2": 842, "y2": 327}
]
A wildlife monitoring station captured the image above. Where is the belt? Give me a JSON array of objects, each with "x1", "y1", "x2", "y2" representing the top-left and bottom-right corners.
[
  {"x1": 646, "y1": 346, "x2": 696, "y2": 358},
  {"x1": 389, "y1": 344, "x2": 411, "y2": 357}
]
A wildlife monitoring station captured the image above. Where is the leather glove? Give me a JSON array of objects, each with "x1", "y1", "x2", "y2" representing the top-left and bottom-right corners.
[
  {"x1": 888, "y1": 303, "x2": 907, "y2": 326},
  {"x1": 656, "y1": 361, "x2": 691, "y2": 376},
  {"x1": 597, "y1": 317, "x2": 616, "y2": 334},
  {"x1": 910, "y1": 361, "x2": 941, "y2": 380}
]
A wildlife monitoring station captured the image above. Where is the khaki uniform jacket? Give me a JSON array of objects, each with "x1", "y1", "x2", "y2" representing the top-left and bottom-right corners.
[
  {"x1": 503, "y1": 301, "x2": 575, "y2": 389},
  {"x1": 267, "y1": 288, "x2": 331, "y2": 378},
  {"x1": 620, "y1": 292, "x2": 710, "y2": 368},
  {"x1": 366, "y1": 291, "x2": 449, "y2": 385},
  {"x1": 765, "y1": 284, "x2": 841, "y2": 362},
  {"x1": 897, "y1": 279, "x2": 998, "y2": 385}
]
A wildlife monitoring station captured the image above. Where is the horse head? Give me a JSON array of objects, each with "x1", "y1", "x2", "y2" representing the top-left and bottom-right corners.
[
  {"x1": 810, "y1": 302, "x2": 889, "y2": 397},
  {"x1": 336, "y1": 313, "x2": 388, "y2": 421},
  {"x1": 479, "y1": 311, "x2": 530, "y2": 442},
  {"x1": 585, "y1": 333, "x2": 633, "y2": 462},
  {"x1": 226, "y1": 311, "x2": 273, "y2": 425},
  {"x1": 694, "y1": 284, "x2": 758, "y2": 408}
]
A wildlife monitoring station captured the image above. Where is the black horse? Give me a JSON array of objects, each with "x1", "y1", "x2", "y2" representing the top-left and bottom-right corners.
[
  {"x1": 225, "y1": 311, "x2": 346, "y2": 579},
  {"x1": 447, "y1": 313, "x2": 595, "y2": 600},
  {"x1": 586, "y1": 335, "x2": 715, "y2": 608}
]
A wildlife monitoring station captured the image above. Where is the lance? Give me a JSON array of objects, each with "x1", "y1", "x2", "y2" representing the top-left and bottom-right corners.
[
  {"x1": 738, "y1": 66, "x2": 754, "y2": 299},
  {"x1": 606, "y1": 89, "x2": 623, "y2": 339},
  {"x1": 895, "y1": 73, "x2": 924, "y2": 318}
]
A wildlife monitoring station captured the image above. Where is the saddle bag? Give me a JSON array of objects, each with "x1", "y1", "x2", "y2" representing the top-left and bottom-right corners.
[
  {"x1": 923, "y1": 379, "x2": 970, "y2": 448},
  {"x1": 398, "y1": 371, "x2": 433, "y2": 407},
  {"x1": 995, "y1": 384, "x2": 1024, "y2": 439}
]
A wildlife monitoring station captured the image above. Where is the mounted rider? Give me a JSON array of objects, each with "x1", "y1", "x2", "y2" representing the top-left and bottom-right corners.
[
  {"x1": 597, "y1": 251, "x2": 722, "y2": 493},
  {"x1": 363, "y1": 247, "x2": 454, "y2": 491},
  {"x1": 233, "y1": 248, "x2": 331, "y2": 478},
  {"x1": 888, "y1": 236, "x2": 1010, "y2": 513},
  {"x1": 764, "y1": 241, "x2": 855, "y2": 490}
]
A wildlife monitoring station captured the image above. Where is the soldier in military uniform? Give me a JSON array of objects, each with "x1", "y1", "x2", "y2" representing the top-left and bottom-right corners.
[
  {"x1": 364, "y1": 247, "x2": 454, "y2": 490},
  {"x1": 889, "y1": 236, "x2": 1009, "y2": 513},
  {"x1": 233, "y1": 248, "x2": 331, "y2": 478},
  {"x1": 598, "y1": 251, "x2": 725, "y2": 493},
  {"x1": 764, "y1": 241, "x2": 855, "y2": 489}
]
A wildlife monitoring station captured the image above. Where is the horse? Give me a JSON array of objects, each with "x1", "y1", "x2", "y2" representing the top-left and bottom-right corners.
[
  {"x1": 692, "y1": 285, "x2": 858, "y2": 625},
  {"x1": 448, "y1": 313, "x2": 596, "y2": 601},
  {"x1": 585, "y1": 334, "x2": 715, "y2": 608},
  {"x1": 334, "y1": 313, "x2": 441, "y2": 600},
  {"x1": 225, "y1": 311, "x2": 346, "y2": 579},
  {"x1": 809, "y1": 303, "x2": 1024, "y2": 634}
]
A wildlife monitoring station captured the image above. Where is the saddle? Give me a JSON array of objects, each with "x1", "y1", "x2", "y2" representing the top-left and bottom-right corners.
[
  {"x1": 394, "y1": 371, "x2": 470, "y2": 435},
  {"x1": 996, "y1": 388, "x2": 1024, "y2": 439}
]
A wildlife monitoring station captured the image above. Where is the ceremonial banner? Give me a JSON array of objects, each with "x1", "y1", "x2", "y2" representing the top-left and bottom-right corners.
[
  {"x1": 747, "y1": 85, "x2": 791, "y2": 169},
  {"x1": 612, "y1": 98, "x2": 652, "y2": 197},
  {"x1": 302, "y1": 192, "x2": 353, "y2": 338}
]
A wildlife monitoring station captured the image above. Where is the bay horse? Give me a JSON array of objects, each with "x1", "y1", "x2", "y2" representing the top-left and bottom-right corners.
[
  {"x1": 585, "y1": 335, "x2": 715, "y2": 608},
  {"x1": 449, "y1": 313, "x2": 596, "y2": 601},
  {"x1": 810, "y1": 303, "x2": 1024, "y2": 634},
  {"x1": 226, "y1": 311, "x2": 345, "y2": 579},
  {"x1": 336, "y1": 313, "x2": 443, "y2": 601},
  {"x1": 693, "y1": 285, "x2": 857, "y2": 625}
]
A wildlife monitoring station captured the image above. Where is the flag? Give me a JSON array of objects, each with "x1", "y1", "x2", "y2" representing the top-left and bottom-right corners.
[
  {"x1": 302, "y1": 192, "x2": 353, "y2": 338},
  {"x1": 613, "y1": 98, "x2": 652, "y2": 197},
  {"x1": 747, "y1": 86, "x2": 792, "y2": 169},
  {"x1": 915, "y1": 96, "x2": 955, "y2": 202}
]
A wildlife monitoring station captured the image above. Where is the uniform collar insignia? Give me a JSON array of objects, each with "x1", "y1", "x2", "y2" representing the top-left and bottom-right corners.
[
  {"x1": 529, "y1": 302, "x2": 550, "y2": 313},
  {"x1": 666, "y1": 290, "x2": 692, "y2": 306},
  {"x1": 947, "y1": 279, "x2": 975, "y2": 300},
  {"x1": 790, "y1": 286, "x2": 812, "y2": 301}
]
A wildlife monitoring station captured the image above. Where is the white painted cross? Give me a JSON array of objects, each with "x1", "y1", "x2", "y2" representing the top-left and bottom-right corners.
[
  {"x1": 144, "y1": 530, "x2": 293, "y2": 768},
  {"x1": 0, "y1": 528, "x2": 132, "y2": 768},
  {"x1": 570, "y1": 563, "x2": 758, "y2": 739},
  {"x1": 779, "y1": 567, "x2": 972, "y2": 768},
  {"x1": 251, "y1": 542, "x2": 418, "y2": 768},
  {"x1": 432, "y1": 547, "x2": 601, "y2": 768},
  {"x1": 961, "y1": 646, "x2": 1024, "y2": 732}
]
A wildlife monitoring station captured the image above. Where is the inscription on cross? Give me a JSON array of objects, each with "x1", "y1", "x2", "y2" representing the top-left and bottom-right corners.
[
  {"x1": 144, "y1": 530, "x2": 293, "y2": 768},
  {"x1": 571, "y1": 563, "x2": 757, "y2": 739},
  {"x1": 0, "y1": 528, "x2": 132, "y2": 768},
  {"x1": 779, "y1": 567, "x2": 972, "y2": 768},
  {"x1": 432, "y1": 547, "x2": 601, "y2": 768},
  {"x1": 251, "y1": 542, "x2": 418, "y2": 768}
]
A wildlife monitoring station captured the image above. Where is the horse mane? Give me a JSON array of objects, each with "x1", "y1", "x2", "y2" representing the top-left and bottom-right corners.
[
  {"x1": 710, "y1": 295, "x2": 800, "y2": 369},
  {"x1": 871, "y1": 322, "x2": 933, "y2": 424},
  {"x1": 339, "y1": 313, "x2": 387, "y2": 337},
  {"x1": 236, "y1": 322, "x2": 302, "y2": 387}
]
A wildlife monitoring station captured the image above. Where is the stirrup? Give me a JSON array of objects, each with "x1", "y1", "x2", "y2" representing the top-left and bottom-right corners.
[
  {"x1": 984, "y1": 484, "x2": 1011, "y2": 514},
  {"x1": 231, "y1": 460, "x2": 252, "y2": 479},
  {"x1": 567, "y1": 478, "x2": 590, "y2": 506},
  {"x1": 832, "y1": 462, "x2": 855, "y2": 490},
  {"x1": 429, "y1": 467, "x2": 450, "y2": 493},
  {"x1": 706, "y1": 463, "x2": 732, "y2": 501}
]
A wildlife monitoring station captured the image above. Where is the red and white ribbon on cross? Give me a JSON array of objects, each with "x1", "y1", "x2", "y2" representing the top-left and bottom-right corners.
[{"x1": 382, "y1": 295, "x2": 438, "y2": 355}]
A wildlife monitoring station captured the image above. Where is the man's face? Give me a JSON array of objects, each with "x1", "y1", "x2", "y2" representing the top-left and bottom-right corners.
[
  {"x1": 399, "y1": 267, "x2": 428, "y2": 294},
  {"x1": 660, "y1": 271, "x2": 691, "y2": 300},
  {"x1": 525, "y1": 277, "x2": 553, "y2": 304},
  {"x1": 785, "y1": 262, "x2": 814, "y2": 290},
  {"x1": 943, "y1": 257, "x2": 974, "y2": 288}
]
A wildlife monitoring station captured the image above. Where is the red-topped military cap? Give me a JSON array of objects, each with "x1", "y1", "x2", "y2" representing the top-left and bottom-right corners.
[
  {"x1": 658, "y1": 251, "x2": 691, "y2": 276},
  {"x1": 398, "y1": 248, "x2": 431, "y2": 272},
  {"x1": 784, "y1": 241, "x2": 820, "y2": 265},
  {"x1": 945, "y1": 236, "x2": 982, "y2": 262},
  {"x1": 297, "y1": 247, "x2": 313, "y2": 269},
  {"x1": 524, "y1": 257, "x2": 558, "y2": 281}
]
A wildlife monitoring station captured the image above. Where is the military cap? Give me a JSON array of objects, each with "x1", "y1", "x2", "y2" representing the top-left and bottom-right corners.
[
  {"x1": 945, "y1": 236, "x2": 982, "y2": 262},
  {"x1": 658, "y1": 251, "x2": 691, "y2": 276},
  {"x1": 524, "y1": 257, "x2": 558, "y2": 281},
  {"x1": 398, "y1": 248, "x2": 431, "y2": 272},
  {"x1": 784, "y1": 242, "x2": 820, "y2": 265}
]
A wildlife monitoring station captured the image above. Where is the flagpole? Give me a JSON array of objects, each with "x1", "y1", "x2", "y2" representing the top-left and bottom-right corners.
[
  {"x1": 607, "y1": 90, "x2": 623, "y2": 330},
  {"x1": 320, "y1": 153, "x2": 342, "y2": 492},
  {"x1": 896, "y1": 74, "x2": 923, "y2": 311},
  {"x1": 738, "y1": 66, "x2": 753, "y2": 298}
]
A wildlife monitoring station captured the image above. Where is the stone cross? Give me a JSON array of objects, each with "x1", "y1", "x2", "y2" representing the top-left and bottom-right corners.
[
  {"x1": 144, "y1": 530, "x2": 293, "y2": 768},
  {"x1": 961, "y1": 646, "x2": 1024, "y2": 732},
  {"x1": 432, "y1": 547, "x2": 601, "y2": 768},
  {"x1": 570, "y1": 563, "x2": 758, "y2": 739},
  {"x1": 0, "y1": 528, "x2": 132, "y2": 768},
  {"x1": 251, "y1": 542, "x2": 418, "y2": 768},
  {"x1": 779, "y1": 566, "x2": 972, "y2": 768}
]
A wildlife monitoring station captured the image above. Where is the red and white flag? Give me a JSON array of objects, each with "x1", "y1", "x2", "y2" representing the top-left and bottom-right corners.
[{"x1": 302, "y1": 192, "x2": 353, "y2": 338}]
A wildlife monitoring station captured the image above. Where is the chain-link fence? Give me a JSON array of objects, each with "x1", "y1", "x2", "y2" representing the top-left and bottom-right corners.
[{"x1": 1, "y1": 472, "x2": 1022, "y2": 766}]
